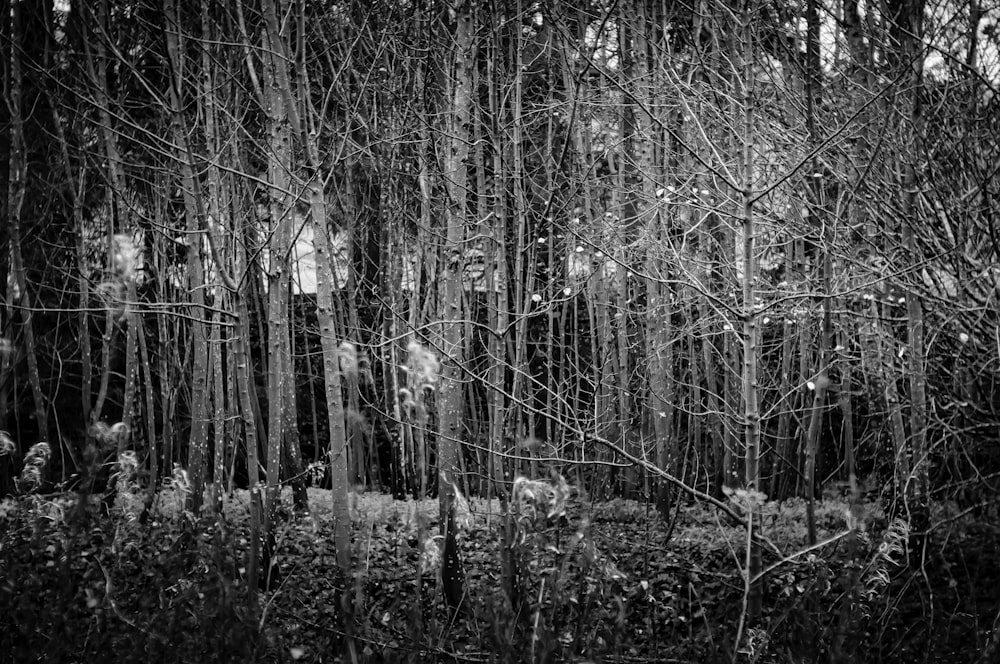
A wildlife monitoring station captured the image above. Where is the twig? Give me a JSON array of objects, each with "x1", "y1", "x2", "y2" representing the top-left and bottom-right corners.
[{"x1": 749, "y1": 529, "x2": 853, "y2": 586}]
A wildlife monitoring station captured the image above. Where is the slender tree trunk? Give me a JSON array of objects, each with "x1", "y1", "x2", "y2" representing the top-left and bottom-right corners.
[
  {"x1": 156, "y1": 255, "x2": 176, "y2": 475},
  {"x1": 804, "y1": 372, "x2": 830, "y2": 543},
  {"x1": 5, "y1": 0, "x2": 48, "y2": 450},
  {"x1": 262, "y1": 66, "x2": 292, "y2": 550},
  {"x1": 163, "y1": 0, "x2": 210, "y2": 511},
  {"x1": 803, "y1": 0, "x2": 832, "y2": 545},
  {"x1": 687, "y1": 311, "x2": 702, "y2": 492},
  {"x1": 335, "y1": 166, "x2": 364, "y2": 491},
  {"x1": 770, "y1": 315, "x2": 796, "y2": 500},
  {"x1": 839, "y1": 320, "x2": 856, "y2": 491},
  {"x1": 120, "y1": 279, "x2": 139, "y2": 456},
  {"x1": 308, "y1": 155, "x2": 351, "y2": 575},
  {"x1": 632, "y1": 6, "x2": 674, "y2": 514},
  {"x1": 234, "y1": 229, "x2": 262, "y2": 609},
  {"x1": 80, "y1": 5, "x2": 118, "y2": 438},
  {"x1": 436, "y1": 0, "x2": 475, "y2": 609},
  {"x1": 901, "y1": 0, "x2": 929, "y2": 541},
  {"x1": 5, "y1": 208, "x2": 46, "y2": 448},
  {"x1": 506, "y1": 8, "x2": 538, "y2": 488},
  {"x1": 280, "y1": 286, "x2": 308, "y2": 510},
  {"x1": 210, "y1": 307, "x2": 227, "y2": 513},
  {"x1": 484, "y1": 20, "x2": 519, "y2": 610},
  {"x1": 136, "y1": 319, "x2": 158, "y2": 493},
  {"x1": 901, "y1": 162, "x2": 929, "y2": 538},
  {"x1": 702, "y1": 312, "x2": 723, "y2": 496},
  {"x1": 723, "y1": 332, "x2": 741, "y2": 489},
  {"x1": 89, "y1": 2, "x2": 140, "y2": 459},
  {"x1": 201, "y1": 0, "x2": 228, "y2": 514},
  {"x1": 408, "y1": 86, "x2": 435, "y2": 496},
  {"x1": 292, "y1": 3, "x2": 350, "y2": 579},
  {"x1": 872, "y1": 297, "x2": 909, "y2": 500},
  {"x1": 738, "y1": 0, "x2": 762, "y2": 624},
  {"x1": 50, "y1": 104, "x2": 92, "y2": 437}
]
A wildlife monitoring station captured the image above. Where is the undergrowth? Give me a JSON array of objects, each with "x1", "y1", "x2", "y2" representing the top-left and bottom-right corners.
[
  {"x1": 2, "y1": 439, "x2": 997, "y2": 663},
  {"x1": 0, "y1": 437, "x2": 260, "y2": 664}
]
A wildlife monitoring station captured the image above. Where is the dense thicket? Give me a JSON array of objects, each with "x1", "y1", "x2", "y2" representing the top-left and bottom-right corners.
[{"x1": 2, "y1": 0, "x2": 999, "y2": 659}]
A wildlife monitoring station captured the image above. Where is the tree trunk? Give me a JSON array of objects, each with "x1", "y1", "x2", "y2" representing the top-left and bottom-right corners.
[
  {"x1": 50, "y1": 103, "x2": 92, "y2": 440},
  {"x1": 5, "y1": 0, "x2": 48, "y2": 452},
  {"x1": 120, "y1": 280, "x2": 140, "y2": 457},
  {"x1": 234, "y1": 225, "x2": 263, "y2": 609},
  {"x1": 289, "y1": 2, "x2": 351, "y2": 577},
  {"x1": 437, "y1": 0, "x2": 475, "y2": 610},
  {"x1": 803, "y1": 0, "x2": 832, "y2": 545},
  {"x1": 136, "y1": 319, "x2": 158, "y2": 494},
  {"x1": 210, "y1": 308, "x2": 227, "y2": 513},
  {"x1": 261, "y1": 5, "x2": 293, "y2": 546},
  {"x1": 738, "y1": 1, "x2": 762, "y2": 624},
  {"x1": 280, "y1": 287, "x2": 308, "y2": 511},
  {"x1": 838, "y1": 320, "x2": 856, "y2": 493},
  {"x1": 80, "y1": 6, "x2": 115, "y2": 439},
  {"x1": 769, "y1": 283, "x2": 796, "y2": 499},
  {"x1": 163, "y1": 0, "x2": 210, "y2": 512},
  {"x1": 309, "y1": 159, "x2": 351, "y2": 576},
  {"x1": 902, "y1": 162, "x2": 930, "y2": 540},
  {"x1": 886, "y1": 0, "x2": 930, "y2": 550}
]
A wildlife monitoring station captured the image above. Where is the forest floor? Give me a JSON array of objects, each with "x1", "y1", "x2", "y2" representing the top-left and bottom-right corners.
[{"x1": 1, "y1": 485, "x2": 998, "y2": 663}]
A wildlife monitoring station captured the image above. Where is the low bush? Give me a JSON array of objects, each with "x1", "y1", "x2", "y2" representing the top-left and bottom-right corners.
[
  {"x1": 0, "y1": 444, "x2": 260, "y2": 664},
  {"x1": 2, "y1": 459, "x2": 995, "y2": 664}
]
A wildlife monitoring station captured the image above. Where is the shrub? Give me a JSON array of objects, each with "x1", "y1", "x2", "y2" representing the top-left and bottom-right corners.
[{"x1": 0, "y1": 466, "x2": 260, "y2": 664}]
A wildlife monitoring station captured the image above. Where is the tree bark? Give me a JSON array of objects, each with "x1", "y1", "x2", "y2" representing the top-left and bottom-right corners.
[
  {"x1": 163, "y1": 0, "x2": 210, "y2": 512},
  {"x1": 290, "y1": 0, "x2": 350, "y2": 576},
  {"x1": 5, "y1": 0, "x2": 48, "y2": 452},
  {"x1": 437, "y1": 0, "x2": 475, "y2": 609},
  {"x1": 260, "y1": 0, "x2": 293, "y2": 542},
  {"x1": 738, "y1": 0, "x2": 762, "y2": 624},
  {"x1": 234, "y1": 223, "x2": 263, "y2": 609}
]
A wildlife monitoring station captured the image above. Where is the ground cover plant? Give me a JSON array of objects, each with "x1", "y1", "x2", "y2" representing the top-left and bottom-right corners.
[{"x1": 3, "y1": 467, "x2": 997, "y2": 663}]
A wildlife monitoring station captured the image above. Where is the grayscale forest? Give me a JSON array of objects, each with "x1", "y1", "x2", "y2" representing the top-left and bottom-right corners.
[{"x1": 1, "y1": 0, "x2": 999, "y2": 662}]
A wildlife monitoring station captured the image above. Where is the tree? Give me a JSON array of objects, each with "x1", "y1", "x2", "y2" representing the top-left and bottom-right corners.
[
  {"x1": 163, "y1": 0, "x2": 211, "y2": 513},
  {"x1": 294, "y1": 0, "x2": 353, "y2": 581},
  {"x1": 435, "y1": 0, "x2": 476, "y2": 610},
  {"x1": 5, "y1": 0, "x2": 49, "y2": 458}
]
